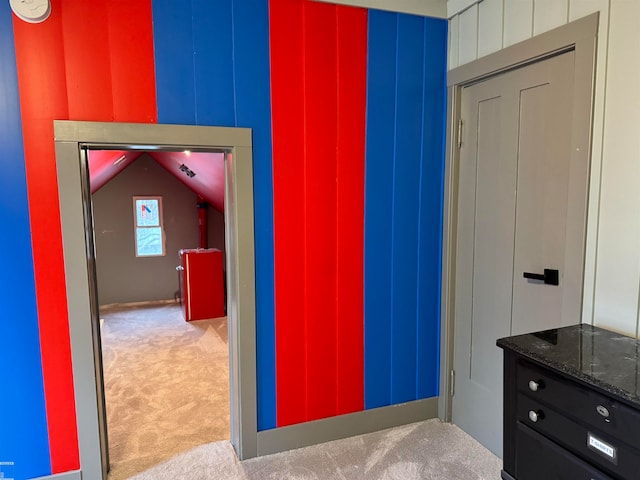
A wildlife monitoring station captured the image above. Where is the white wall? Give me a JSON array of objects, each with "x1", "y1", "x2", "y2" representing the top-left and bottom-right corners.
[{"x1": 448, "y1": 0, "x2": 640, "y2": 337}]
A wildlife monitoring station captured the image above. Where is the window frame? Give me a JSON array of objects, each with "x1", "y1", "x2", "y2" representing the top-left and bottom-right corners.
[{"x1": 132, "y1": 195, "x2": 166, "y2": 257}]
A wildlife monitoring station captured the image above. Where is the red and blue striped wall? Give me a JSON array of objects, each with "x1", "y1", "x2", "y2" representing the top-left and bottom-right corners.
[{"x1": 0, "y1": 0, "x2": 445, "y2": 478}]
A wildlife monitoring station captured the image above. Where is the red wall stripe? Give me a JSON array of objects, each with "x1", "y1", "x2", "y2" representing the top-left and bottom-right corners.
[
  {"x1": 12, "y1": 5, "x2": 78, "y2": 472},
  {"x1": 303, "y1": 0, "x2": 339, "y2": 421},
  {"x1": 335, "y1": 5, "x2": 367, "y2": 415},
  {"x1": 270, "y1": 0, "x2": 308, "y2": 427},
  {"x1": 271, "y1": 0, "x2": 367, "y2": 426},
  {"x1": 13, "y1": 0, "x2": 157, "y2": 471},
  {"x1": 60, "y1": 0, "x2": 114, "y2": 120},
  {"x1": 106, "y1": 0, "x2": 157, "y2": 122}
]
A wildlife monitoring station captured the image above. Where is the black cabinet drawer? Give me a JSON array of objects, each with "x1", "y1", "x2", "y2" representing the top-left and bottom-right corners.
[
  {"x1": 515, "y1": 422, "x2": 612, "y2": 480},
  {"x1": 518, "y1": 393, "x2": 640, "y2": 479},
  {"x1": 517, "y1": 359, "x2": 640, "y2": 448}
]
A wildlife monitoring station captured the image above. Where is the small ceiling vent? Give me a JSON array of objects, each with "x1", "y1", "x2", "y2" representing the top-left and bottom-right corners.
[{"x1": 179, "y1": 164, "x2": 196, "y2": 178}]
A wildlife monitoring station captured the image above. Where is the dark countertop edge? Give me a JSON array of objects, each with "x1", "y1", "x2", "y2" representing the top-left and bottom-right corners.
[{"x1": 497, "y1": 337, "x2": 640, "y2": 409}]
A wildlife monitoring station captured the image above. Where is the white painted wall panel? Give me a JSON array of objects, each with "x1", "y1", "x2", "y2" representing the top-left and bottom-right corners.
[
  {"x1": 533, "y1": 0, "x2": 568, "y2": 35},
  {"x1": 570, "y1": 0, "x2": 609, "y2": 327},
  {"x1": 568, "y1": 0, "x2": 608, "y2": 21},
  {"x1": 478, "y1": 0, "x2": 503, "y2": 57},
  {"x1": 446, "y1": 0, "x2": 640, "y2": 337},
  {"x1": 448, "y1": 0, "x2": 480, "y2": 17},
  {"x1": 593, "y1": 1, "x2": 640, "y2": 337},
  {"x1": 458, "y1": 4, "x2": 478, "y2": 65},
  {"x1": 449, "y1": 14, "x2": 460, "y2": 69},
  {"x1": 504, "y1": 0, "x2": 533, "y2": 47}
]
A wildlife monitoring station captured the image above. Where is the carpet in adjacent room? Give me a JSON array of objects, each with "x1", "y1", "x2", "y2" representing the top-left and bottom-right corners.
[{"x1": 100, "y1": 303, "x2": 229, "y2": 480}]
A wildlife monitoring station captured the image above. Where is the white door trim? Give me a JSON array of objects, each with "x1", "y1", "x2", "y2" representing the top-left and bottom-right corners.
[{"x1": 439, "y1": 13, "x2": 599, "y2": 423}]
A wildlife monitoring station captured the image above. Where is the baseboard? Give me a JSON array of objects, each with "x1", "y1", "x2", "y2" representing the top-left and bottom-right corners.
[
  {"x1": 31, "y1": 471, "x2": 81, "y2": 480},
  {"x1": 100, "y1": 299, "x2": 177, "y2": 310},
  {"x1": 257, "y1": 397, "x2": 439, "y2": 456}
]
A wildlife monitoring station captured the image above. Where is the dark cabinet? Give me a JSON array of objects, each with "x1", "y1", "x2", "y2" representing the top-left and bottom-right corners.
[
  {"x1": 498, "y1": 325, "x2": 640, "y2": 480},
  {"x1": 514, "y1": 422, "x2": 611, "y2": 480}
]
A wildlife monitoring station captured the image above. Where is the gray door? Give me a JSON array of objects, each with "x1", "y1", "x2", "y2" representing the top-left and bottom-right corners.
[{"x1": 452, "y1": 50, "x2": 589, "y2": 457}]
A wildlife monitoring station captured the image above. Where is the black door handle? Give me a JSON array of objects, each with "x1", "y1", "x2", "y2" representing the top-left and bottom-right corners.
[{"x1": 523, "y1": 269, "x2": 559, "y2": 286}]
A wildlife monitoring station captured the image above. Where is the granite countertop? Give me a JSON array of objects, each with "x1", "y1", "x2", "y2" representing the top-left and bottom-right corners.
[{"x1": 497, "y1": 324, "x2": 640, "y2": 407}]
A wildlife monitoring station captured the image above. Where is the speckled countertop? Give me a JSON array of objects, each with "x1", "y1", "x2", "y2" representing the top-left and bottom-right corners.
[{"x1": 497, "y1": 324, "x2": 640, "y2": 407}]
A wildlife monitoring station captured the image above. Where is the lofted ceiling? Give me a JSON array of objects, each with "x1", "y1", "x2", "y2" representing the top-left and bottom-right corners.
[{"x1": 88, "y1": 150, "x2": 225, "y2": 212}]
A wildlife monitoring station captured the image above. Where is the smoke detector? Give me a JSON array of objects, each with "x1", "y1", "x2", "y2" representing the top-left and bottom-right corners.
[{"x1": 10, "y1": 0, "x2": 51, "y2": 23}]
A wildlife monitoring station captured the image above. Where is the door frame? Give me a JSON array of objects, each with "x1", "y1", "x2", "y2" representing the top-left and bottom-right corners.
[
  {"x1": 439, "y1": 13, "x2": 599, "y2": 422},
  {"x1": 54, "y1": 121, "x2": 258, "y2": 479}
]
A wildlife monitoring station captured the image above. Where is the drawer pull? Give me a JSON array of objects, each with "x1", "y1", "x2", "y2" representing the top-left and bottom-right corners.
[
  {"x1": 528, "y1": 410, "x2": 544, "y2": 423},
  {"x1": 528, "y1": 380, "x2": 544, "y2": 392},
  {"x1": 596, "y1": 405, "x2": 610, "y2": 418}
]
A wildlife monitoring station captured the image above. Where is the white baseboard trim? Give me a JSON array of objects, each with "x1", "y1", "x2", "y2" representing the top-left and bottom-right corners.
[
  {"x1": 31, "y1": 471, "x2": 81, "y2": 480},
  {"x1": 257, "y1": 397, "x2": 439, "y2": 456}
]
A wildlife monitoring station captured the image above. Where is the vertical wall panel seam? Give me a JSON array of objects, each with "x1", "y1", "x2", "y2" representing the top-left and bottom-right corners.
[
  {"x1": 190, "y1": 0, "x2": 198, "y2": 124},
  {"x1": 589, "y1": 0, "x2": 611, "y2": 330},
  {"x1": 231, "y1": 0, "x2": 238, "y2": 126},
  {"x1": 104, "y1": 3, "x2": 117, "y2": 120},
  {"x1": 363, "y1": 9, "x2": 370, "y2": 409},
  {"x1": 415, "y1": 19, "x2": 427, "y2": 395},
  {"x1": 436, "y1": 19, "x2": 447, "y2": 393},
  {"x1": 474, "y1": 4, "x2": 479, "y2": 61},
  {"x1": 389, "y1": 12, "x2": 399, "y2": 404},
  {"x1": 501, "y1": 0, "x2": 506, "y2": 50},
  {"x1": 334, "y1": 4, "x2": 340, "y2": 414},
  {"x1": 301, "y1": 0, "x2": 309, "y2": 420},
  {"x1": 531, "y1": 0, "x2": 535, "y2": 38}
]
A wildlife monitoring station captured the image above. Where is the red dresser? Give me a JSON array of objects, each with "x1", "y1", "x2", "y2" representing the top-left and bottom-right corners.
[{"x1": 179, "y1": 248, "x2": 225, "y2": 321}]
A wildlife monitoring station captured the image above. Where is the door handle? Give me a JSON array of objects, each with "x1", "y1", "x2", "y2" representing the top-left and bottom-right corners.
[{"x1": 523, "y1": 268, "x2": 559, "y2": 286}]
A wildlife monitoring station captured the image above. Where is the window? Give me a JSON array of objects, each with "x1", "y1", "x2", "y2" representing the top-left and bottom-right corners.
[{"x1": 133, "y1": 196, "x2": 165, "y2": 257}]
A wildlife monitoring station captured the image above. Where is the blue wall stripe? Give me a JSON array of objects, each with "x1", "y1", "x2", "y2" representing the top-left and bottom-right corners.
[
  {"x1": 366, "y1": 12, "x2": 447, "y2": 409},
  {"x1": 152, "y1": 0, "x2": 197, "y2": 125},
  {"x1": 364, "y1": 10, "x2": 398, "y2": 409},
  {"x1": 0, "y1": 3, "x2": 52, "y2": 478},
  {"x1": 232, "y1": 0, "x2": 276, "y2": 431},
  {"x1": 192, "y1": 0, "x2": 236, "y2": 125},
  {"x1": 152, "y1": 0, "x2": 276, "y2": 429},
  {"x1": 390, "y1": 15, "x2": 424, "y2": 404},
  {"x1": 417, "y1": 17, "x2": 447, "y2": 399}
]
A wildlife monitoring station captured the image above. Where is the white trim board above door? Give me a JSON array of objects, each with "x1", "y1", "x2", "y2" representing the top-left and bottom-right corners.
[{"x1": 439, "y1": 12, "x2": 598, "y2": 451}]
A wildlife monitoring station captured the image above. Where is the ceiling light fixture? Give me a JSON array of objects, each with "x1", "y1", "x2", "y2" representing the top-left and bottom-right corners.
[{"x1": 113, "y1": 155, "x2": 126, "y2": 166}]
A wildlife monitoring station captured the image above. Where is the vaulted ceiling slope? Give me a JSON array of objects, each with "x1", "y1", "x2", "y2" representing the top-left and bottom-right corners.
[{"x1": 88, "y1": 150, "x2": 225, "y2": 212}]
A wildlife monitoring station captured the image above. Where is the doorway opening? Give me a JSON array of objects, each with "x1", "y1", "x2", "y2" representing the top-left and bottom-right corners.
[
  {"x1": 88, "y1": 147, "x2": 230, "y2": 477},
  {"x1": 55, "y1": 121, "x2": 258, "y2": 480},
  {"x1": 439, "y1": 13, "x2": 598, "y2": 457}
]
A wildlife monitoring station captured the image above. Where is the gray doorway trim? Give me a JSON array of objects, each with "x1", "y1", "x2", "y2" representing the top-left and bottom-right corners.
[
  {"x1": 439, "y1": 13, "x2": 598, "y2": 422},
  {"x1": 54, "y1": 121, "x2": 258, "y2": 479},
  {"x1": 33, "y1": 471, "x2": 82, "y2": 480}
]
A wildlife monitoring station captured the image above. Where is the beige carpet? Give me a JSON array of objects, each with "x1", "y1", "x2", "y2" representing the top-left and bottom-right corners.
[
  {"x1": 129, "y1": 419, "x2": 502, "y2": 479},
  {"x1": 100, "y1": 303, "x2": 230, "y2": 480}
]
